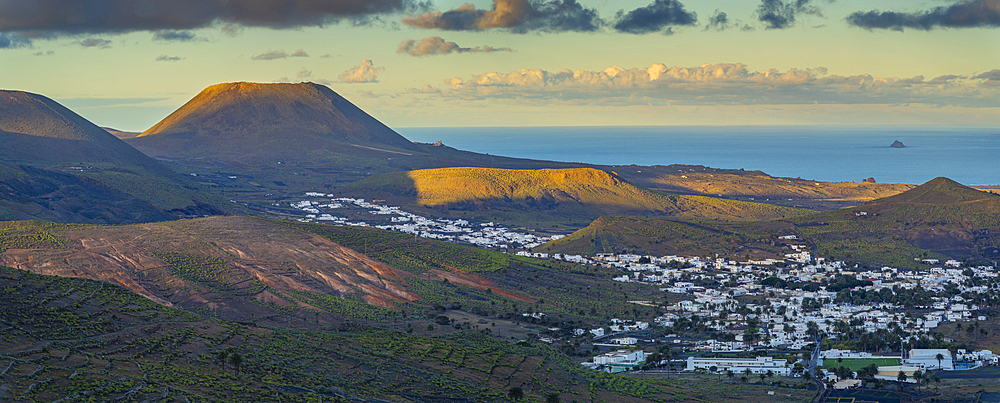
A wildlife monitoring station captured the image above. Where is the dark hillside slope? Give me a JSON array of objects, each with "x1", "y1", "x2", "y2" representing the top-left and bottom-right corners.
[{"x1": 0, "y1": 90, "x2": 229, "y2": 223}]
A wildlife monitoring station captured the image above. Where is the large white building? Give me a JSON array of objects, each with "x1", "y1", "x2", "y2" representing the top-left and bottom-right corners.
[
  {"x1": 586, "y1": 350, "x2": 647, "y2": 373},
  {"x1": 686, "y1": 356, "x2": 791, "y2": 375},
  {"x1": 905, "y1": 349, "x2": 954, "y2": 370}
]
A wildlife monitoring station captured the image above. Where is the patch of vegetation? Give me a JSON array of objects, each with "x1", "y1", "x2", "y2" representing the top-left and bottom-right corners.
[{"x1": 295, "y1": 222, "x2": 526, "y2": 273}]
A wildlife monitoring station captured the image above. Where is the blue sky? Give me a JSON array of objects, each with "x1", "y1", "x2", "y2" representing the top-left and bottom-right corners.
[{"x1": 2, "y1": 0, "x2": 998, "y2": 130}]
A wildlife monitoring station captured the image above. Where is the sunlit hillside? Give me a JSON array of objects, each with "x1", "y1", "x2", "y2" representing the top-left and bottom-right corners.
[{"x1": 338, "y1": 167, "x2": 814, "y2": 225}]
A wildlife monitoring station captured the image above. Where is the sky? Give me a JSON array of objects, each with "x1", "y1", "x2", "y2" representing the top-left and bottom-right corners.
[{"x1": 1, "y1": 0, "x2": 999, "y2": 131}]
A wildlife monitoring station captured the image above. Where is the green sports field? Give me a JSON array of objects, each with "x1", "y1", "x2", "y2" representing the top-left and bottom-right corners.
[{"x1": 821, "y1": 357, "x2": 902, "y2": 371}]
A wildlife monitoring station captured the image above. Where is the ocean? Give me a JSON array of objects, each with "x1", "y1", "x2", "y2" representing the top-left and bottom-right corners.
[{"x1": 397, "y1": 126, "x2": 1000, "y2": 186}]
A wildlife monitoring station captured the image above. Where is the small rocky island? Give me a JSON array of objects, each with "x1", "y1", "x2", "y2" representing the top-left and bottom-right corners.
[{"x1": 890, "y1": 140, "x2": 906, "y2": 148}]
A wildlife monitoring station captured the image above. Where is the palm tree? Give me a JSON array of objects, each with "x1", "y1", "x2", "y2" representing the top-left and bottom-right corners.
[
  {"x1": 758, "y1": 373, "x2": 767, "y2": 385},
  {"x1": 216, "y1": 351, "x2": 228, "y2": 374},
  {"x1": 507, "y1": 387, "x2": 524, "y2": 401},
  {"x1": 726, "y1": 369, "x2": 734, "y2": 383},
  {"x1": 802, "y1": 371, "x2": 812, "y2": 383},
  {"x1": 913, "y1": 370, "x2": 923, "y2": 394},
  {"x1": 230, "y1": 352, "x2": 243, "y2": 376},
  {"x1": 897, "y1": 371, "x2": 907, "y2": 387},
  {"x1": 545, "y1": 392, "x2": 560, "y2": 403},
  {"x1": 935, "y1": 352, "x2": 945, "y2": 370},
  {"x1": 766, "y1": 370, "x2": 774, "y2": 384}
]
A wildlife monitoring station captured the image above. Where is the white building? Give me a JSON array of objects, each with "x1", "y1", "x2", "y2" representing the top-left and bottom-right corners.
[
  {"x1": 905, "y1": 349, "x2": 954, "y2": 370},
  {"x1": 589, "y1": 350, "x2": 647, "y2": 373},
  {"x1": 686, "y1": 356, "x2": 791, "y2": 375}
]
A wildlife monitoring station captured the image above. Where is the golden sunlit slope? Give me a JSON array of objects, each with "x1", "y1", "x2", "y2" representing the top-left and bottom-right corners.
[
  {"x1": 339, "y1": 167, "x2": 813, "y2": 223},
  {"x1": 131, "y1": 82, "x2": 418, "y2": 162},
  {"x1": 0, "y1": 90, "x2": 230, "y2": 222},
  {"x1": 628, "y1": 171, "x2": 914, "y2": 202}
]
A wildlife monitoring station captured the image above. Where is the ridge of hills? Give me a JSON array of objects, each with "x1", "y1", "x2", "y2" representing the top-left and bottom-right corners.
[
  {"x1": 335, "y1": 167, "x2": 814, "y2": 227},
  {"x1": 619, "y1": 169, "x2": 915, "y2": 208},
  {"x1": 0, "y1": 216, "x2": 670, "y2": 328},
  {"x1": 0, "y1": 90, "x2": 230, "y2": 224},
  {"x1": 868, "y1": 177, "x2": 996, "y2": 205},
  {"x1": 544, "y1": 177, "x2": 1000, "y2": 267},
  {"x1": 0, "y1": 265, "x2": 809, "y2": 403},
  {"x1": 124, "y1": 82, "x2": 911, "y2": 213}
]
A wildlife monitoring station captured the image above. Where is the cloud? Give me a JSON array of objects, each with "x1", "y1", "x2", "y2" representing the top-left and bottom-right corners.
[
  {"x1": 397, "y1": 36, "x2": 512, "y2": 56},
  {"x1": 705, "y1": 9, "x2": 753, "y2": 31},
  {"x1": 0, "y1": 0, "x2": 425, "y2": 41},
  {"x1": 407, "y1": 84, "x2": 441, "y2": 94},
  {"x1": 435, "y1": 62, "x2": 1000, "y2": 108},
  {"x1": 155, "y1": 54, "x2": 182, "y2": 61},
  {"x1": 34, "y1": 50, "x2": 55, "y2": 56},
  {"x1": 756, "y1": 0, "x2": 824, "y2": 29},
  {"x1": 402, "y1": 0, "x2": 602, "y2": 33},
  {"x1": 974, "y1": 70, "x2": 1000, "y2": 86},
  {"x1": 220, "y1": 24, "x2": 244, "y2": 37},
  {"x1": 339, "y1": 59, "x2": 383, "y2": 83},
  {"x1": 612, "y1": 0, "x2": 697, "y2": 35},
  {"x1": 296, "y1": 68, "x2": 313, "y2": 79},
  {"x1": 152, "y1": 30, "x2": 196, "y2": 41},
  {"x1": 77, "y1": 38, "x2": 112, "y2": 48},
  {"x1": 0, "y1": 32, "x2": 31, "y2": 48},
  {"x1": 846, "y1": 0, "x2": 1000, "y2": 31},
  {"x1": 251, "y1": 49, "x2": 309, "y2": 60},
  {"x1": 252, "y1": 50, "x2": 288, "y2": 60},
  {"x1": 930, "y1": 75, "x2": 961, "y2": 82}
]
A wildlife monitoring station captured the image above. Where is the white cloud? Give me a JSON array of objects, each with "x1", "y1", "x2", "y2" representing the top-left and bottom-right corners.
[
  {"x1": 339, "y1": 59, "x2": 384, "y2": 83},
  {"x1": 437, "y1": 63, "x2": 1000, "y2": 107},
  {"x1": 397, "y1": 36, "x2": 513, "y2": 56}
]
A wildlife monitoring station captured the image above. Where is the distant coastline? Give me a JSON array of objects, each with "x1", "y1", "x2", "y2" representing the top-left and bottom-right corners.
[{"x1": 399, "y1": 126, "x2": 1000, "y2": 186}]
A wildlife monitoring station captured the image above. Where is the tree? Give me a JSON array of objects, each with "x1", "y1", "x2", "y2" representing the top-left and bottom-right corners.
[
  {"x1": 545, "y1": 392, "x2": 560, "y2": 403},
  {"x1": 935, "y1": 352, "x2": 945, "y2": 370},
  {"x1": 897, "y1": 371, "x2": 907, "y2": 385},
  {"x1": 758, "y1": 373, "x2": 767, "y2": 384},
  {"x1": 507, "y1": 387, "x2": 524, "y2": 401},
  {"x1": 230, "y1": 352, "x2": 243, "y2": 376},
  {"x1": 913, "y1": 370, "x2": 923, "y2": 394},
  {"x1": 802, "y1": 371, "x2": 812, "y2": 383},
  {"x1": 726, "y1": 369, "x2": 735, "y2": 383},
  {"x1": 216, "y1": 351, "x2": 228, "y2": 374}
]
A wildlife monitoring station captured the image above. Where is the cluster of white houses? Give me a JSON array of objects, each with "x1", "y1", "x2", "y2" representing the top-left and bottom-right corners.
[
  {"x1": 291, "y1": 195, "x2": 564, "y2": 248},
  {"x1": 289, "y1": 193, "x2": 999, "y2": 379}
]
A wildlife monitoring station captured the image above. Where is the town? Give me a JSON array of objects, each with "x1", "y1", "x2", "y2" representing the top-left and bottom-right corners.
[{"x1": 288, "y1": 192, "x2": 999, "y2": 393}]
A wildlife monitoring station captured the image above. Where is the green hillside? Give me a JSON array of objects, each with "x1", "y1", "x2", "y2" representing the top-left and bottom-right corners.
[
  {"x1": 337, "y1": 167, "x2": 814, "y2": 226},
  {"x1": 0, "y1": 220, "x2": 816, "y2": 402},
  {"x1": 543, "y1": 216, "x2": 793, "y2": 258},
  {"x1": 1, "y1": 265, "x2": 739, "y2": 403}
]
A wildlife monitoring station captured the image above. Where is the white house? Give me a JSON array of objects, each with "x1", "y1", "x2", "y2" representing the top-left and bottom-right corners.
[{"x1": 686, "y1": 356, "x2": 790, "y2": 375}]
